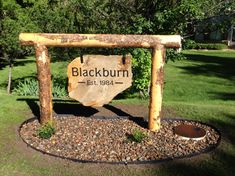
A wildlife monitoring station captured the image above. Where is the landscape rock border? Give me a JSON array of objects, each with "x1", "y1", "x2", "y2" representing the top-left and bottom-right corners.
[{"x1": 19, "y1": 116, "x2": 221, "y2": 164}]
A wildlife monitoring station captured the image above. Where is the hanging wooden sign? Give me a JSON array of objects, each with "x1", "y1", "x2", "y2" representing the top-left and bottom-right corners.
[{"x1": 67, "y1": 55, "x2": 132, "y2": 107}]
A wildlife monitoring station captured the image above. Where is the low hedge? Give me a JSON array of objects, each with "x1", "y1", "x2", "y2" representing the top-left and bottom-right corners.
[{"x1": 183, "y1": 39, "x2": 228, "y2": 50}]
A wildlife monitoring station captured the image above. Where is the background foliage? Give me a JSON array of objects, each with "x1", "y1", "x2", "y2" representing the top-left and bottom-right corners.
[{"x1": 0, "y1": 0, "x2": 234, "y2": 95}]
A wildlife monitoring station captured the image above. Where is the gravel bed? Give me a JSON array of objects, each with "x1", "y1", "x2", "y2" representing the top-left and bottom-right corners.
[{"x1": 19, "y1": 116, "x2": 220, "y2": 163}]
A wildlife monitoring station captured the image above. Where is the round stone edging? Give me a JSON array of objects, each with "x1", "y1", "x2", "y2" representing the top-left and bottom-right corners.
[{"x1": 18, "y1": 116, "x2": 221, "y2": 165}]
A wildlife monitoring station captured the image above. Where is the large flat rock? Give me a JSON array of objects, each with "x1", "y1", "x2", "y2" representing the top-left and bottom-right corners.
[{"x1": 67, "y1": 55, "x2": 132, "y2": 107}]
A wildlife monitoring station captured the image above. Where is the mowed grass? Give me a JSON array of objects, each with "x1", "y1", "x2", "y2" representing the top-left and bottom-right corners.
[
  {"x1": 161, "y1": 50, "x2": 235, "y2": 176},
  {"x1": 0, "y1": 50, "x2": 235, "y2": 176}
]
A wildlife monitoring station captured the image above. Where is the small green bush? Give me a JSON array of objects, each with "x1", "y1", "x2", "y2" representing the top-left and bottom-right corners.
[
  {"x1": 183, "y1": 39, "x2": 228, "y2": 50},
  {"x1": 13, "y1": 78, "x2": 38, "y2": 96},
  {"x1": 52, "y1": 85, "x2": 67, "y2": 98},
  {"x1": 183, "y1": 39, "x2": 197, "y2": 49},
  {"x1": 13, "y1": 77, "x2": 68, "y2": 98},
  {"x1": 128, "y1": 128, "x2": 148, "y2": 143},
  {"x1": 131, "y1": 48, "x2": 185, "y2": 98},
  {"x1": 166, "y1": 48, "x2": 186, "y2": 63},
  {"x1": 131, "y1": 48, "x2": 151, "y2": 98},
  {"x1": 37, "y1": 122, "x2": 55, "y2": 139},
  {"x1": 195, "y1": 43, "x2": 228, "y2": 50},
  {"x1": 52, "y1": 76, "x2": 67, "y2": 98}
]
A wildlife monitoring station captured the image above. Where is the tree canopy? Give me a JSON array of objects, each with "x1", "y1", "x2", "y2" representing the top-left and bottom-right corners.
[
  {"x1": 0, "y1": 0, "x2": 234, "y2": 59},
  {"x1": 0, "y1": 0, "x2": 234, "y2": 94}
]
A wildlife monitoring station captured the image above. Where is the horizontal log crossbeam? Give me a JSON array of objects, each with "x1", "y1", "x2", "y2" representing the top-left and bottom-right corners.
[
  {"x1": 19, "y1": 33, "x2": 181, "y2": 131},
  {"x1": 20, "y1": 33, "x2": 181, "y2": 48}
]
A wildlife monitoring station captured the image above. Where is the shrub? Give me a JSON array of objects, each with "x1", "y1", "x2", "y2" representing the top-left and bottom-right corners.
[
  {"x1": 13, "y1": 77, "x2": 68, "y2": 98},
  {"x1": 37, "y1": 122, "x2": 55, "y2": 139},
  {"x1": 13, "y1": 78, "x2": 38, "y2": 96},
  {"x1": 131, "y1": 48, "x2": 185, "y2": 98},
  {"x1": 183, "y1": 39, "x2": 228, "y2": 50},
  {"x1": 127, "y1": 128, "x2": 148, "y2": 143},
  {"x1": 195, "y1": 43, "x2": 228, "y2": 50},
  {"x1": 131, "y1": 48, "x2": 151, "y2": 98},
  {"x1": 51, "y1": 77, "x2": 67, "y2": 98},
  {"x1": 166, "y1": 48, "x2": 186, "y2": 63},
  {"x1": 182, "y1": 39, "x2": 197, "y2": 49},
  {"x1": 52, "y1": 85, "x2": 67, "y2": 98}
]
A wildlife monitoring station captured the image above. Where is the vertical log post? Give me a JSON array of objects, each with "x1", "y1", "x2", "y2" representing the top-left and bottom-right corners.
[
  {"x1": 149, "y1": 45, "x2": 165, "y2": 131},
  {"x1": 35, "y1": 44, "x2": 52, "y2": 124}
]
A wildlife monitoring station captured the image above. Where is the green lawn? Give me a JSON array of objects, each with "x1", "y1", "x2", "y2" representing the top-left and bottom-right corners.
[{"x1": 0, "y1": 50, "x2": 235, "y2": 176}]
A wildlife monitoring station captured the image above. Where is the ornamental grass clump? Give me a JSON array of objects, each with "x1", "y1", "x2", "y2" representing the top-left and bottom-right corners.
[
  {"x1": 128, "y1": 128, "x2": 148, "y2": 143},
  {"x1": 37, "y1": 122, "x2": 55, "y2": 139}
]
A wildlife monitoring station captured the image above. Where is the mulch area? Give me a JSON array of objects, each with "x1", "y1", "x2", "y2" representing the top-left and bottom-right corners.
[{"x1": 19, "y1": 115, "x2": 220, "y2": 163}]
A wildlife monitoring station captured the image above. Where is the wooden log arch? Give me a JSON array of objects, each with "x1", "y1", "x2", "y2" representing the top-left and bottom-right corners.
[{"x1": 19, "y1": 33, "x2": 181, "y2": 131}]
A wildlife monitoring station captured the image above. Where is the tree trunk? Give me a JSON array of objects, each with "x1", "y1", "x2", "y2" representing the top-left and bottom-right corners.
[{"x1": 7, "y1": 60, "x2": 12, "y2": 94}]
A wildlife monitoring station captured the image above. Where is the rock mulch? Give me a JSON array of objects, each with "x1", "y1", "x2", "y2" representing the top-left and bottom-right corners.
[{"x1": 19, "y1": 116, "x2": 220, "y2": 163}]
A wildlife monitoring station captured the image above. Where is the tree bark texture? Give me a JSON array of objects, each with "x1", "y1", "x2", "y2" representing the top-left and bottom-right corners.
[
  {"x1": 35, "y1": 44, "x2": 52, "y2": 124},
  {"x1": 20, "y1": 33, "x2": 181, "y2": 48},
  {"x1": 148, "y1": 45, "x2": 165, "y2": 131}
]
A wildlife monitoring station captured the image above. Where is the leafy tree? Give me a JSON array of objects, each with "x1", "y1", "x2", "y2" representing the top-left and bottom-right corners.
[
  {"x1": 0, "y1": 0, "x2": 38, "y2": 93},
  {"x1": 1, "y1": 0, "x2": 234, "y2": 95},
  {"x1": 0, "y1": 0, "x2": 3, "y2": 57}
]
